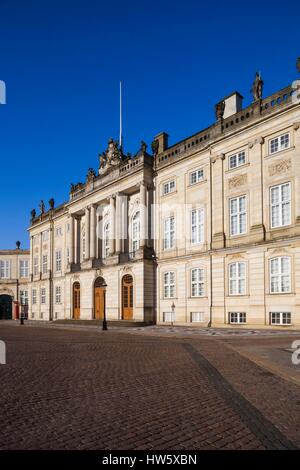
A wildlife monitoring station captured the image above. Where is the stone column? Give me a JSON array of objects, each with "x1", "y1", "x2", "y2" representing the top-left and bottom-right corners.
[
  {"x1": 115, "y1": 194, "x2": 121, "y2": 254},
  {"x1": 90, "y1": 205, "x2": 96, "y2": 259},
  {"x1": 69, "y1": 216, "x2": 74, "y2": 264},
  {"x1": 74, "y1": 217, "x2": 79, "y2": 264},
  {"x1": 85, "y1": 207, "x2": 90, "y2": 260},
  {"x1": 29, "y1": 236, "x2": 33, "y2": 278},
  {"x1": 249, "y1": 137, "x2": 265, "y2": 242},
  {"x1": 211, "y1": 153, "x2": 225, "y2": 249},
  {"x1": 293, "y1": 123, "x2": 300, "y2": 227},
  {"x1": 109, "y1": 196, "x2": 115, "y2": 256},
  {"x1": 139, "y1": 181, "x2": 147, "y2": 247}
]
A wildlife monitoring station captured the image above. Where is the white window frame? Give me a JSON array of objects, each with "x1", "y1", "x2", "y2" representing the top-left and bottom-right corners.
[
  {"x1": 103, "y1": 222, "x2": 110, "y2": 259},
  {"x1": 269, "y1": 133, "x2": 290, "y2": 155},
  {"x1": 20, "y1": 260, "x2": 29, "y2": 278},
  {"x1": 33, "y1": 257, "x2": 39, "y2": 276},
  {"x1": 41, "y1": 288, "x2": 46, "y2": 304},
  {"x1": 55, "y1": 286, "x2": 61, "y2": 304},
  {"x1": 270, "y1": 312, "x2": 291, "y2": 326},
  {"x1": 270, "y1": 256, "x2": 291, "y2": 294},
  {"x1": 163, "y1": 312, "x2": 175, "y2": 322},
  {"x1": 55, "y1": 226, "x2": 63, "y2": 237},
  {"x1": 163, "y1": 271, "x2": 175, "y2": 299},
  {"x1": 42, "y1": 231, "x2": 49, "y2": 242},
  {"x1": 32, "y1": 289, "x2": 37, "y2": 305},
  {"x1": 229, "y1": 262, "x2": 246, "y2": 296},
  {"x1": 162, "y1": 180, "x2": 176, "y2": 196},
  {"x1": 55, "y1": 250, "x2": 62, "y2": 272},
  {"x1": 270, "y1": 182, "x2": 291, "y2": 229},
  {"x1": 42, "y1": 255, "x2": 48, "y2": 274},
  {"x1": 20, "y1": 290, "x2": 28, "y2": 306},
  {"x1": 229, "y1": 151, "x2": 246, "y2": 170},
  {"x1": 132, "y1": 211, "x2": 140, "y2": 252},
  {"x1": 189, "y1": 168, "x2": 204, "y2": 185},
  {"x1": 191, "y1": 268, "x2": 205, "y2": 297},
  {"x1": 0, "y1": 260, "x2": 10, "y2": 279},
  {"x1": 164, "y1": 216, "x2": 175, "y2": 250},
  {"x1": 191, "y1": 312, "x2": 204, "y2": 323},
  {"x1": 229, "y1": 312, "x2": 246, "y2": 324},
  {"x1": 230, "y1": 195, "x2": 247, "y2": 236},
  {"x1": 191, "y1": 208, "x2": 204, "y2": 245}
]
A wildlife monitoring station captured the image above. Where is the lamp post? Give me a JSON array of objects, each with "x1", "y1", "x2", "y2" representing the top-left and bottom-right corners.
[
  {"x1": 171, "y1": 301, "x2": 175, "y2": 327},
  {"x1": 102, "y1": 281, "x2": 108, "y2": 331}
]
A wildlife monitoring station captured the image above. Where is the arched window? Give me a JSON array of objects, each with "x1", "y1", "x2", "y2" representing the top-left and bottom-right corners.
[
  {"x1": 132, "y1": 211, "x2": 140, "y2": 252},
  {"x1": 103, "y1": 222, "x2": 110, "y2": 259}
]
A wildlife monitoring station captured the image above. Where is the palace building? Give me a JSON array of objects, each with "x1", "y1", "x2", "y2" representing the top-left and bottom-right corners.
[{"x1": 27, "y1": 62, "x2": 300, "y2": 328}]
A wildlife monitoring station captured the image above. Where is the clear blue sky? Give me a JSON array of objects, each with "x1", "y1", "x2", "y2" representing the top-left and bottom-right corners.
[{"x1": 0, "y1": 0, "x2": 299, "y2": 249}]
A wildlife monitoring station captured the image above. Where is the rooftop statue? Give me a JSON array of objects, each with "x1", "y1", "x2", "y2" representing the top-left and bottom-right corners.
[
  {"x1": 297, "y1": 57, "x2": 300, "y2": 73},
  {"x1": 39, "y1": 200, "x2": 45, "y2": 215},
  {"x1": 99, "y1": 138, "x2": 123, "y2": 175},
  {"x1": 251, "y1": 72, "x2": 264, "y2": 102},
  {"x1": 215, "y1": 100, "x2": 225, "y2": 121}
]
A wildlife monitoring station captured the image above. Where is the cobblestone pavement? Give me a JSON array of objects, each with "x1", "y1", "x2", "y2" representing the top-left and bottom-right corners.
[{"x1": 0, "y1": 324, "x2": 300, "y2": 450}]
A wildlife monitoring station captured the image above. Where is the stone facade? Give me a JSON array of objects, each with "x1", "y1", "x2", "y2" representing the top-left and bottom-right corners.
[{"x1": 26, "y1": 70, "x2": 300, "y2": 329}]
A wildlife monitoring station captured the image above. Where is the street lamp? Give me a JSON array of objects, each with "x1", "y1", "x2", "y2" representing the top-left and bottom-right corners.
[
  {"x1": 102, "y1": 280, "x2": 108, "y2": 331},
  {"x1": 171, "y1": 301, "x2": 175, "y2": 327}
]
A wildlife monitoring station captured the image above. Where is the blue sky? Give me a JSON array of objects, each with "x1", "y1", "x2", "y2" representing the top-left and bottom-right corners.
[{"x1": 0, "y1": 0, "x2": 299, "y2": 249}]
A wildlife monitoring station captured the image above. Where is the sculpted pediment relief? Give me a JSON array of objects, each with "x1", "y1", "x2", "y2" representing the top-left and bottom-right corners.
[
  {"x1": 228, "y1": 174, "x2": 247, "y2": 190},
  {"x1": 268, "y1": 159, "x2": 291, "y2": 177}
]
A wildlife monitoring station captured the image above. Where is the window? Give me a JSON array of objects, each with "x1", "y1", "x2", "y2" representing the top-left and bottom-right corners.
[
  {"x1": 103, "y1": 222, "x2": 110, "y2": 258},
  {"x1": 270, "y1": 182, "x2": 291, "y2": 228},
  {"x1": 32, "y1": 289, "x2": 37, "y2": 305},
  {"x1": 191, "y1": 208, "x2": 204, "y2": 244},
  {"x1": 191, "y1": 268, "x2": 205, "y2": 297},
  {"x1": 230, "y1": 312, "x2": 246, "y2": 324},
  {"x1": 20, "y1": 260, "x2": 29, "y2": 278},
  {"x1": 191, "y1": 312, "x2": 204, "y2": 323},
  {"x1": 270, "y1": 312, "x2": 291, "y2": 326},
  {"x1": 190, "y1": 169, "x2": 204, "y2": 185},
  {"x1": 0, "y1": 260, "x2": 10, "y2": 279},
  {"x1": 66, "y1": 223, "x2": 70, "y2": 233},
  {"x1": 163, "y1": 312, "x2": 175, "y2": 322},
  {"x1": 164, "y1": 271, "x2": 175, "y2": 298},
  {"x1": 42, "y1": 231, "x2": 49, "y2": 242},
  {"x1": 132, "y1": 211, "x2": 140, "y2": 252},
  {"x1": 67, "y1": 247, "x2": 70, "y2": 264},
  {"x1": 55, "y1": 226, "x2": 63, "y2": 237},
  {"x1": 82, "y1": 231, "x2": 86, "y2": 259},
  {"x1": 55, "y1": 286, "x2": 61, "y2": 304},
  {"x1": 164, "y1": 216, "x2": 175, "y2": 250},
  {"x1": 163, "y1": 180, "x2": 175, "y2": 195},
  {"x1": 20, "y1": 290, "x2": 28, "y2": 306},
  {"x1": 33, "y1": 257, "x2": 39, "y2": 276},
  {"x1": 269, "y1": 133, "x2": 290, "y2": 155},
  {"x1": 230, "y1": 195, "x2": 247, "y2": 235},
  {"x1": 229, "y1": 262, "x2": 246, "y2": 295},
  {"x1": 41, "y1": 288, "x2": 46, "y2": 304},
  {"x1": 42, "y1": 255, "x2": 48, "y2": 274},
  {"x1": 33, "y1": 235, "x2": 39, "y2": 245},
  {"x1": 55, "y1": 250, "x2": 62, "y2": 272},
  {"x1": 270, "y1": 257, "x2": 291, "y2": 293},
  {"x1": 229, "y1": 151, "x2": 246, "y2": 169}
]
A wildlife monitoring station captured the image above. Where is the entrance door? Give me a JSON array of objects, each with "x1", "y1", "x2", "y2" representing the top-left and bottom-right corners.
[
  {"x1": 94, "y1": 277, "x2": 106, "y2": 320},
  {"x1": 73, "y1": 282, "x2": 80, "y2": 319},
  {"x1": 122, "y1": 275, "x2": 133, "y2": 320},
  {"x1": 0, "y1": 295, "x2": 12, "y2": 320}
]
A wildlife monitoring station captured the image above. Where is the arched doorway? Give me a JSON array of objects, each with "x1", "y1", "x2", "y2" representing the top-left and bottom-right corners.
[
  {"x1": 94, "y1": 277, "x2": 106, "y2": 320},
  {"x1": 73, "y1": 282, "x2": 80, "y2": 319},
  {"x1": 122, "y1": 275, "x2": 133, "y2": 320},
  {"x1": 0, "y1": 295, "x2": 12, "y2": 320}
]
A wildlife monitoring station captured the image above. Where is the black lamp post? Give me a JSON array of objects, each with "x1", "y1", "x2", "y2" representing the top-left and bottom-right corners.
[
  {"x1": 171, "y1": 301, "x2": 175, "y2": 327},
  {"x1": 102, "y1": 281, "x2": 108, "y2": 331}
]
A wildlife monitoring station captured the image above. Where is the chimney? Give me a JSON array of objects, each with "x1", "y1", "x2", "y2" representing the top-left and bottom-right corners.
[
  {"x1": 154, "y1": 132, "x2": 169, "y2": 153},
  {"x1": 222, "y1": 92, "x2": 243, "y2": 119}
]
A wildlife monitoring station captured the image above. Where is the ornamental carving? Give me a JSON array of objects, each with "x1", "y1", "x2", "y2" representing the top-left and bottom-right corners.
[
  {"x1": 99, "y1": 138, "x2": 124, "y2": 175},
  {"x1": 228, "y1": 174, "x2": 247, "y2": 190},
  {"x1": 268, "y1": 159, "x2": 291, "y2": 177}
]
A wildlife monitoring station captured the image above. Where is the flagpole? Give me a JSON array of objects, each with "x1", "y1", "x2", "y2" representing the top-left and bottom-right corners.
[{"x1": 119, "y1": 81, "x2": 122, "y2": 149}]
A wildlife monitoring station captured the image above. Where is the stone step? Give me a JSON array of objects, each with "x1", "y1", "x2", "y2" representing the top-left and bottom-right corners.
[{"x1": 53, "y1": 319, "x2": 152, "y2": 328}]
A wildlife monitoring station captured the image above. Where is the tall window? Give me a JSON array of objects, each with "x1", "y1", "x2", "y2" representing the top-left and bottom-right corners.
[
  {"x1": 42, "y1": 255, "x2": 48, "y2": 274},
  {"x1": 270, "y1": 257, "x2": 291, "y2": 293},
  {"x1": 32, "y1": 289, "x2": 37, "y2": 305},
  {"x1": 230, "y1": 312, "x2": 246, "y2": 324},
  {"x1": 270, "y1": 182, "x2": 291, "y2": 228},
  {"x1": 191, "y1": 208, "x2": 204, "y2": 245},
  {"x1": 163, "y1": 271, "x2": 175, "y2": 298},
  {"x1": 190, "y1": 169, "x2": 204, "y2": 185},
  {"x1": 0, "y1": 260, "x2": 10, "y2": 279},
  {"x1": 191, "y1": 268, "x2": 205, "y2": 297},
  {"x1": 270, "y1": 312, "x2": 291, "y2": 325},
  {"x1": 33, "y1": 257, "x2": 39, "y2": 276},
  {"x1": 230, "y1": 195, "x2": 247, "y2": 235},
  {"x1": 82, "y1": 230, "x2": 86, "y2": 260},
  {"x1": 55, "y1": 226, "x2": 63, "y2": 237},
  {"x1": 42, "y1": 231, "x2": 49, "y2": 242},
  {"x1": 20, "y1": 290, "x2": 28, "y2": 306},
  {"x1": 269, "y1": 133, "x2": 290, "y2": 154},
  {"x1": 41, "y1": 288, "x2": 46, "y2": 304},
  {"x1": 66, "y1": 247, "x2": 70, "y2": 264},
  {"x1": 103, "y1": 222, "x2": 110, "y2": 258},
  {"x1": 229, "y1": 151, "x2": 246, "y2": 169},
  {"x1": 132, "y1": 211, "x2": 140, "y2": 252},
  {"x1": 55, "y1": 250, "x2": 62, "y2": 272},
  {"x1": 229, "y1": 262, "x2": 246, "y2": 295},
  {"x1": 164, "y1": 216, "x2": 175, "y2": 250},
  {"x1": 55, "y1": 286, "x2": 61, "y2": 304},
  {"x1": 163, "y1": 180, "x2": 175, "y2": 195},
  {"x1": 19, "y1": 260, "x2": 29, "y2": 278}
]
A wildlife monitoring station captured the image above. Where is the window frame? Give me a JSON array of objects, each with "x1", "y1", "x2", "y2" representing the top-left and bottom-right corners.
[
  {"x1": 191, "y1": 208, "x2": 204, "y2": 245},
  {"x1": 189, "y1": 168, "x2": 204, "y2": 185},
  {"x1": 269, "y1": 256, "x2": 291, "y2": 294},
  {"x1": 0, "y1": 260, "x2": 10, "y2": 279},
  {"x1": 191, "y1": 267, "x2": 205, "y2": 297},
  {"x1": 270, "y1": 182, "x2": 291, "y2": 229},
  {"x1": 131, "y1": 211, "x2": 140, "y2": 253},
  {"x1": 163, "y1": 271, "x2": 175, "y2": 299},
  {"x1": 229, "y1": 195, "x2": 247, "y2": 236},
  {"x1": 162, "y1": 180, "x2": 176, "y2": 196},
  {"x1": 228, "y1": 151, "x2": 246, "y2": 170},
  {"x1": 55, "y1": 250, "x2": 62, "y2": 272},
  {"x1": 269, "y1": 133, "x2": 290, "y2": 155},
  {"x1": 270, "y1": 311, "x2": 291, "y2": 326},
  {"x1": 163, "y1": 216, "x2": 175, "y2": 250},
  {"x1": 229, "y1": 312, "x2": 247, "y2": 324},
  {"x1": 19, "y1": 260, "x2": 29, "y2": 278},
  {"x1": 228, "y1": 261, "x2": 247, "y2": 296}
]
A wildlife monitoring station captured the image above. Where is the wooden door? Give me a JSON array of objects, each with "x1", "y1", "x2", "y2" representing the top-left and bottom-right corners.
[
  {"x1": 122, "y1": 275, "x2": 133, "y2": 320},
  {"x1": 94, "y1": 286, "x2": 105, "y2": 320},
  {"x1": 73, "y1": 282, "x2": 80, "y2": 319}
]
